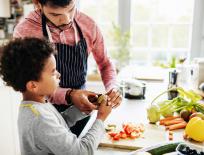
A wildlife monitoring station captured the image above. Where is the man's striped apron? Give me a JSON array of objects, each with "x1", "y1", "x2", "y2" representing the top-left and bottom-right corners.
[{"x1": 42, "y1": 14, "x2": 89, "y2": 136}]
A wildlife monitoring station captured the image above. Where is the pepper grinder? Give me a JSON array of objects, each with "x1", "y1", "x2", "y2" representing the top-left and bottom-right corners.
[{"x1": 168, "y1": 70, "x2": 178, "y2": 100}]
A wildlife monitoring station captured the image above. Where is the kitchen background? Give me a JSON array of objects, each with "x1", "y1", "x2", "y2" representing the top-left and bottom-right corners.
[{"x1": 1, "y1": 0, "x2": 204, "y2": 155}]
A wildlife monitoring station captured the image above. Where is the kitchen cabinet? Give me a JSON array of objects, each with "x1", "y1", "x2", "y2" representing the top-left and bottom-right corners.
[{"x1": 0, "y1": 0, "x2": 10, "y2": 18}]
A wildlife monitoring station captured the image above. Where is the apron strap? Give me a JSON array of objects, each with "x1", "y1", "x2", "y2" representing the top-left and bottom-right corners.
[
  {"x1": 74, "y1": 19, "x2": 84, "y2": 40},
  {"x1": 42, "y1": 13, "x2": 84, "y2": 43},
  {"x1": 42, "y1": 13, "x2": 54, "y2": 42},
  {"x1": 42, "y1": 14, "x2": 49, "y2": 39}
]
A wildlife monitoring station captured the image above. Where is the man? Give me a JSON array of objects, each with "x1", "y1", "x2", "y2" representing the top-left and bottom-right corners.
[{"x1": 14, "y1": 0, "x2": 122, "y2": 136}]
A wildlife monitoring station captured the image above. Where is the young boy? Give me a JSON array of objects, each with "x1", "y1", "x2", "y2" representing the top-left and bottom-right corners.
[{"x1": 0, "y1": 38, "x2": 112, "y2": 155}]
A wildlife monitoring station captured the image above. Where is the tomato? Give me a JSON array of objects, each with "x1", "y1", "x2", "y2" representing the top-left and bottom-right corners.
[
  {"x1": 130, "y1": 131, "x2": 140, "y2": 139},
  {"x1": 108, "y1": 132, "x2": 118, "y2": 137},
  {"x1": 133, "y1": 128, "x2": 140, "y2": 133},
  {"x1": 119, "y1": 131, "x2": 127, "y2": 139},
  {"x1": 107, "y1": 123, "x2": 145, "y2": 141},
  {"x1": 113, "y1": 133, "x2": 121, "y2": 140},
  {"x1": 125, "y1": 125, "x2": 135, "y2": 135},
  {"x1": 122, "y1": 124, "x2": 126, "y2": 129}
]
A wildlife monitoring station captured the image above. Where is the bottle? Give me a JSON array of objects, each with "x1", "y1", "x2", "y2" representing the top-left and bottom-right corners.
[{"x1": 167, "y1": 70, "x2": 178, "y2": 100}]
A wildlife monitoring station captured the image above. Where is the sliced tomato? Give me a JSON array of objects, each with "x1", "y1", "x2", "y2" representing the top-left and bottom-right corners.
[
  {"x1": 124, "y1": 126, "x2": 134, "y2": 135},
  {"x1": 122, "y1": 124, "x2": 128, "y2": 131},
  {"x1": 108, "y1": 132, "x2": 118, "y2": 137},
  {"x1": 119, "y1": 131, "x2": 127, "y2": 139},
  {"x1": 130, "y1": 131, "x2": 140, "y2": 139},
  {"x1": 113, "y1": 133, "x2": 121, "y2": 141},
  {"x1": 133, "y1": 128, "x2": 140, "y2": 133}
]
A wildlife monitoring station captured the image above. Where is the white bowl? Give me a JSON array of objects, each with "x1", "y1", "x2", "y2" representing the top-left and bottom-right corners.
[{"x1": 176, "y1": 143, "x2": 204, "y2": 155}]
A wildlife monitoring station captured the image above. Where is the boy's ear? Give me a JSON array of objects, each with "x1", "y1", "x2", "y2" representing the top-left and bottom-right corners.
[{"x1": 26, "y1": 81, "x2": 38, "y2": 93}]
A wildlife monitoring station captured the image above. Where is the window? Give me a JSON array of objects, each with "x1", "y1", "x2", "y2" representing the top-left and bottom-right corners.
[
  {"x1": 79, "y1": 0, "x2": 118, "y2": 73},
  {"x1": 131, "y1": 0, "x2": 194, "y2": 65},
  {"x1": 79, "y1": 0, "x2": 118, "y2": 47},
  {"x1": 79, "y1": 0, "x2": 195, "y2": 68}
]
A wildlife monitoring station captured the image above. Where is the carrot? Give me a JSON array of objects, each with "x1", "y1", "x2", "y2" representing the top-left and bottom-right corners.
[
  {"x1": 164, "y1": 118, "x2": 184, "y2": 126},
  {"x1": 169, "y1": 131, "x2": 173, "y2": 135},
  {"x1": 166, "y1": 122, "x2": 187, "y2": 131},
  {"x1": 159, "y1": 116, "x2": 180, "y2": 125},
  {"x1": 169, "y1": 134, "x2": 173, "y2": 140},
  {"x1": 168, "y1": 131, "x2": 173, "y2": 140}
]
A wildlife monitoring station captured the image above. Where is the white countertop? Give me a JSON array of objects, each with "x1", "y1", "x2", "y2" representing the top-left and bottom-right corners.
[{"x1": 85, "y1": 81, "x2": 169, "y2": 155}]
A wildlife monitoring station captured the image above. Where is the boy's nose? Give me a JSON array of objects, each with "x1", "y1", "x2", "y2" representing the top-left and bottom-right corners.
[{"x1": 57, "y1": 71, "x2": 61, "y2": 79}]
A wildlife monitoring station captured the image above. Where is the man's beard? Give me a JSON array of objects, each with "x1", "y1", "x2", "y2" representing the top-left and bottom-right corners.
[
  {"x1": 47, "y1": 18, "x2": 73, "y2": 30},
  {"x1": 57, "y1": 21, "x2": 73, "y2": 29}
]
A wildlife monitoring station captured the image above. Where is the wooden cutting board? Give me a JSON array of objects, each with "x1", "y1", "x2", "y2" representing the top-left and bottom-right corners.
[{"x1": 99, "y1": 123, "x2": 185, "y2": 150}]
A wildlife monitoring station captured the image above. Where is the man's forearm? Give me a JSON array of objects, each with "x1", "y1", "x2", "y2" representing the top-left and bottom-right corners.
[{"x1": 49, "y1": 87, "x2": 70, "y2": 105}]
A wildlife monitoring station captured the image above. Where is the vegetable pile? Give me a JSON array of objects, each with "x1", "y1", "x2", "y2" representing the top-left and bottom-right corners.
[
  {"x1": 147, "y1": 87, "x2": 204, "y2": 142},
  {"x1": 106, "y1": 123, "x2": 145, "y2": 141},
  {"x1": 147, "y1": 87, "x2": 204, "y2": 124}
]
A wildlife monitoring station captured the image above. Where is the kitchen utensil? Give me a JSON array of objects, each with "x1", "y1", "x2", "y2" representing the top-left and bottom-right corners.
[
  {"x1": 167, "y1": 70, "x2": 178, "y2": 100},
  {"x1": 176, "y1": 143, "x2": 204, "y2": 155},
  {"x1": 119, "y1": 79, "x2": 146, "y2": 99}
]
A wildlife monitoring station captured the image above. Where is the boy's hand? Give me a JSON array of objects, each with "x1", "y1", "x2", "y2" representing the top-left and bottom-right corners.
[
  {"x1": 70, "y1": 89, "x2": 98, "y2": 114},
  {"x1": 96, "y1": 95, "x2": 112, "y2": 121},
  {"x1": 106, "y1": 88, "x2": 122, "y2": 108}
]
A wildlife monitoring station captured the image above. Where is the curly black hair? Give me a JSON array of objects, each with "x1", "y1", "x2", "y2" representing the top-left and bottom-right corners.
[
  {"x1": 39, "y1": 0, "x2": 72, "y2": 7},
  {"x1": 0, "y1": 38, "x2": 55, "y2": 92}
]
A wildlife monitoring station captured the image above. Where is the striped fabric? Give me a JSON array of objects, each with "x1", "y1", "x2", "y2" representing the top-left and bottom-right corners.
[{"x1": 14, "y1": 9, "x2": 117, "y2": 105}]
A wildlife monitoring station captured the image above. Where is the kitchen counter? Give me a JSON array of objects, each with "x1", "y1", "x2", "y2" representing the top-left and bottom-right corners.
[
  {"x1": 92, "y1": 81, "x2": 204, "y2": 155},
  {"x1": 83, "y1": 81, "x2": 168, "y2": 155}
]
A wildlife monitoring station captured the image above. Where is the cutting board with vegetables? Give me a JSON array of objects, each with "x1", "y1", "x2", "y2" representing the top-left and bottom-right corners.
[
  {"x1": 99, "y1": 87, "x2": 204, "y2": 150},
  {"x1": 99, "y1": 123, "x2": 204, "y2": 150},
  {"x1": 99, "y1": 123, "x2": 184, "y2": 150}
]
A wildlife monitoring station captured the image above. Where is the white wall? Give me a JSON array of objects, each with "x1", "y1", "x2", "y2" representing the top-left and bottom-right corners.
[{"x1": 0, "y1": 81, "x2": 21, "y2": 155}]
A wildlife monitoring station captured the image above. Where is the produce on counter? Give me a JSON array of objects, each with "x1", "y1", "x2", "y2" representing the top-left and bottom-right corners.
[
  {"x1": 107, "y1": 123, "x2": 145, "y2": 141},
  {"x1": 105, "y1": 124, "x2": 117, "y2": 132},
  {"x1": 135, "y1": 142, "x2": 180, "y2": 155},
  {"x1": 163, "y1": 117, "x2": 184, "y2": 126},
  {"x1": 159, "y1": 116, "x2": 180, "y2": 125},
  {"x1": 147, "y1": 87, "x2": 204, "y2": 124},
  {"x1": 147, "y1": 105, "x2": 160, "y2": 124},
  {"x1": 168, "y1": 131, "x2": 173, "y2": 141},
  {"x1": 185, "y1": 116, "x2": 204, "y2": 142},
  {"x1": 131, "y1": 142, "x2": 181, "y2": 155},
  {"x1": 189, "y1": 112, "x2": 204, "y2": 120},
  {"x1": 159, "y1": 116, "x2": 187, "y2": 131},
  {"x1": 180, "y1": 109, "x2": 191, "y2": 122},
  {"x1": 166, "y1": 121, "x2": 187, "y2": 131}
]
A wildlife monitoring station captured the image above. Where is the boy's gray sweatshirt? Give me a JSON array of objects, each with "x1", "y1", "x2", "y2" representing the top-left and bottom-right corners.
[{"x1": 18, "y1": 101, "x2": 105, "y2": 155}]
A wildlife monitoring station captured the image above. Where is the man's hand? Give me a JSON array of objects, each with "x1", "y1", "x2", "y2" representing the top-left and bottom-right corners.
[
  {"x1": 69, "y1": 89, "x2": 98, "y2": 114},
  {"x1": 106, "y1": 88, "x2": 122, "y2": 108}
]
